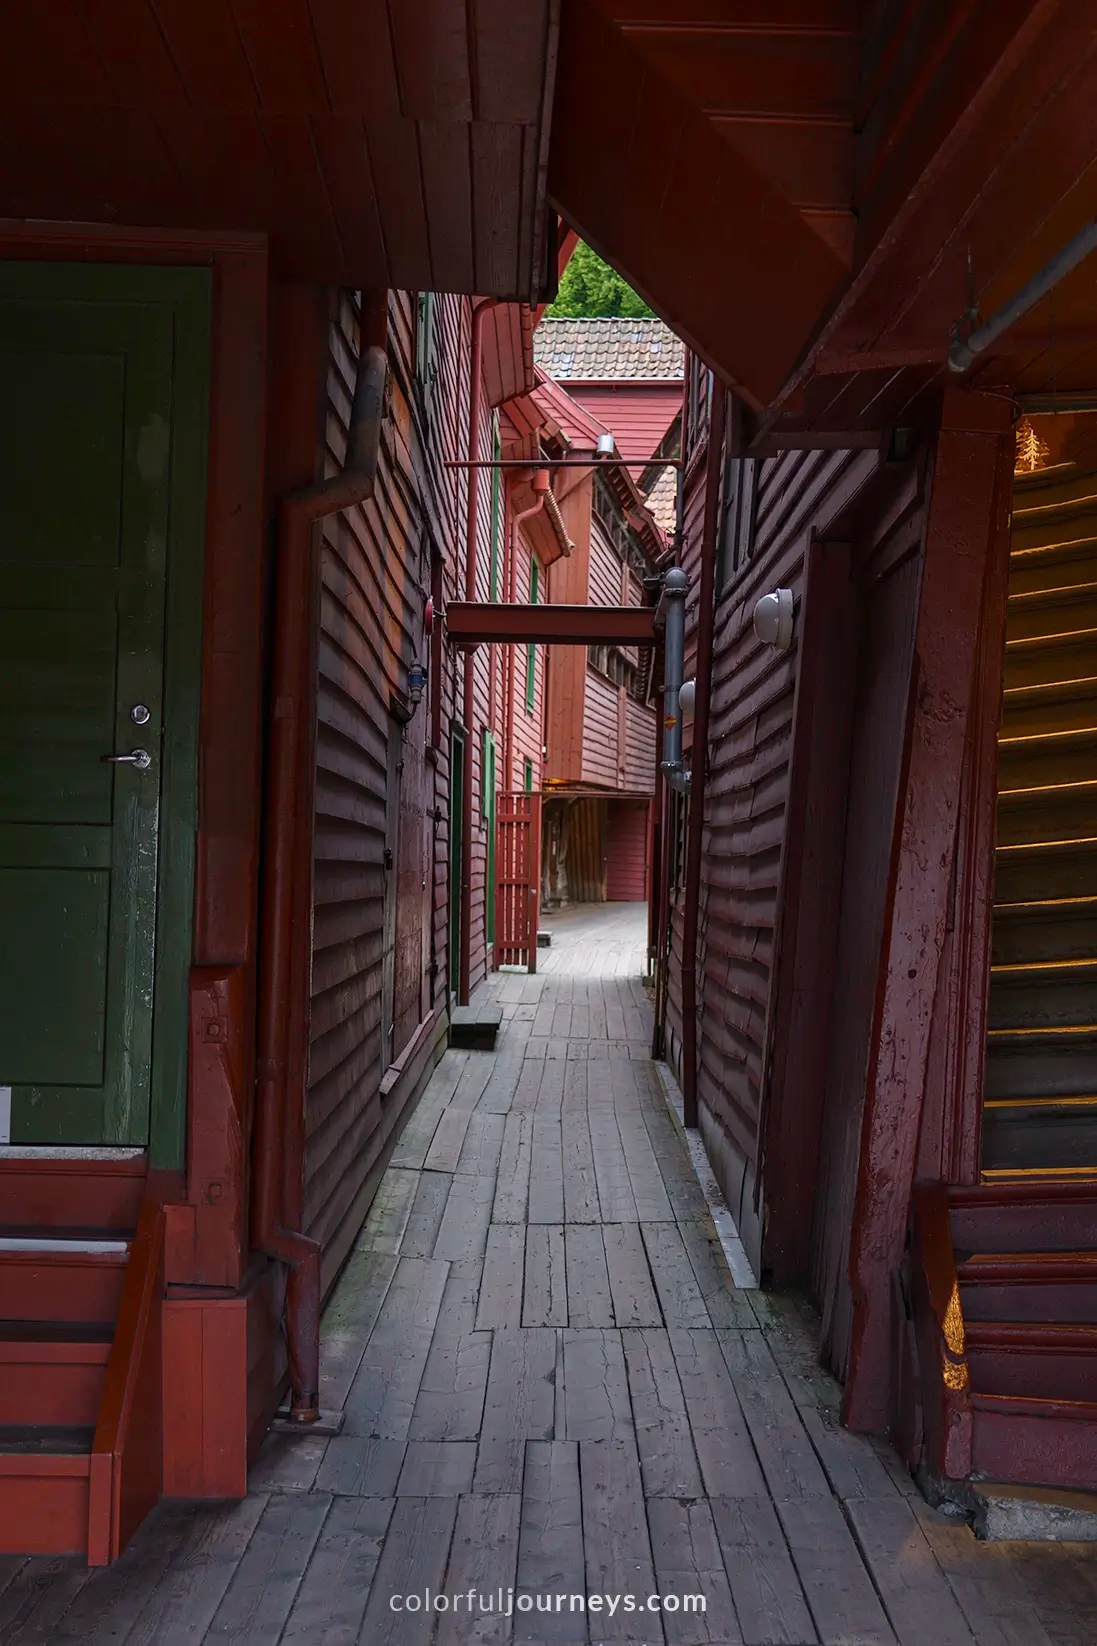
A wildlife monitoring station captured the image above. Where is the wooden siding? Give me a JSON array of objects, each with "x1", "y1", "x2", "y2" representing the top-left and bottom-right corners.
[
  {"x1": 666, "y1": 432, "x2": 916, "y2": 1285},
  {"x1": 588, "y1": 517, "x2": 621, "y2": 607},
  {"x1": 625, "y1": 696, "x2": 655, "y2": 793},
  {"x1": 304, "y1": 288, "x2": 503, "y2": 1275},
  {"x1": 582, "y1": 670, "x2": 620, "y2": 788},
  {"x1": 569, "y1": 383, "x2": 681, "y2": 462}
]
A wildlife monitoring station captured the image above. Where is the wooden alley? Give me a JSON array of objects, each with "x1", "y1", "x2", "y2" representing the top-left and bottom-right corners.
[{"x1": 3, "y1": 908, "x2": 1097, "y2": 1645}]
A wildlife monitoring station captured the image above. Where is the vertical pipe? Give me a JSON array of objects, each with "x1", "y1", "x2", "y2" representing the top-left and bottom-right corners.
[
  {"x1": 459, "y1": 299, "x2": 504, "y2": 1006},
  {"x1": 680, "y1": 382, "x2": 726, "y2": 1129}
]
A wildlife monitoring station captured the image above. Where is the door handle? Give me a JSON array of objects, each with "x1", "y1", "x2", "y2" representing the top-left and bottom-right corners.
[{"x1": 101, "y1": 749, "x2": 152, "y2": 770}]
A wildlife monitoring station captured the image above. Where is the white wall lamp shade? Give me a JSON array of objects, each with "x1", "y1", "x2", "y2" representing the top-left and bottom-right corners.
[
  {"x1": 678, "y1": 678, "x2": 696, "y2": 717},
  {"x1": 753, "y1": 588, "x2": 794, "y2": 651}
]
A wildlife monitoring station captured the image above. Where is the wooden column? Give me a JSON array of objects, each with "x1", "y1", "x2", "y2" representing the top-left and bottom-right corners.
[{"x1": 843, "y1": 389, "x2": 1013, "y2": 1433}]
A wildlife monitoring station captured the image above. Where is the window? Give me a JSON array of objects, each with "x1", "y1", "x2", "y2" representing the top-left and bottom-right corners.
[
  {"x1": 524, "y1": 757, "x2": 533, "y2": 793},
  {"x1": 526, "y1": 558, "x2": 540, "y2": 713},
  {"x1": 668, "y1": 787, "x2": 688, "y2": 897},
  {"x1": 717, "y1": 444, "x2": 758, "y2": 593},
  {"x1": 684, "y1": 355, "x2": 712, "y2": 464},
  {"x1": 415, "y1": 291, "x2": 437, "y2": 420}
]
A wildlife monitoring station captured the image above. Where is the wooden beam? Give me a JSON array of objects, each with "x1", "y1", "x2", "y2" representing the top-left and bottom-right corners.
[
  {"x1": 548, "y1": 0, "x2": 845, "y2": 409},
  {"x1": 445, "y1": 601, "x2": 657, "y2": 646},
  {"x1": 843, "y1": 388, "x2": 1013, "y2": 1436}
]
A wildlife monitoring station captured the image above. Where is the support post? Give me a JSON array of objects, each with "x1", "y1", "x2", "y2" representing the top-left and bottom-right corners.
[{"x1": 844, "y1": 388, "x2": 1013, "y2": 1433}]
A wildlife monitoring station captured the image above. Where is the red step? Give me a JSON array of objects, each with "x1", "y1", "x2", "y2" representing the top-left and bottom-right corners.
[
  {"x1": 0, "y1": 1156, "x2": 145, "y2": 1231},
  {"x1": 958, "y1": 1250, "x2": 1097, "y2": 1323},
  {"x1": 0, "y1": 1442, "x2": 93, "y2": 1558},
  {"x1": 0, "y1": 1242, "x2": 130, "y2": 1323},
  {"x1": 967, "y1": 1321, "x2": 1097, "y2": 1402},
  {"x1": 971, "y1": 1392, "x2": 1097, "y2": 1491},
  {"x1": 950, "y1": 1181, "x2": 1097, "y2": 1254},
  {"x1": 0, "y1": 1327, "x2": 112, "y2": 1427}
]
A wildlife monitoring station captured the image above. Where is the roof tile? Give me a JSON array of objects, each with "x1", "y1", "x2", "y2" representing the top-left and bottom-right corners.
[{"x1": 534, "y1": 317, "x2": 684, "y2": 382}]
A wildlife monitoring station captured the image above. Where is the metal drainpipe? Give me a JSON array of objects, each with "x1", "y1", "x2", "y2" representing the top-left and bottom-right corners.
[
  {"x1": 254, "y1": 292, "x2": 389, "y2": 1422},
  {"x1": 459, "y1": 299, "x2": 505, "y2": 1005},
  {"x1": 505, "y1": 473, "x2": 550, "y2": 789},
  {"x1": 679, "y1": 383, "x2": 727, "y2": 1131},
  {"x1": 949, "y1": 218, "x2": 1097, "y2": 373}
]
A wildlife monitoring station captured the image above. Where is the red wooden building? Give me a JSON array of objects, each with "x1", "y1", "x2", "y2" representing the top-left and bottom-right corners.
[{"x1": 5, "y1": 0, "x2": 1097, "y2": 1559}]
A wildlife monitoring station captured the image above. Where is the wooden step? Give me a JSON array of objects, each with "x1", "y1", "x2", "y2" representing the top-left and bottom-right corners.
[
  {"x1": 982, "y1": 1099, "x2": 1097, "y2": 1172},
  {"x1": 0, "y1": 1428, "x2": 93, "y2": 1557},
  {"x1": 0, "y1": 1240, "x2": 130, "y2": 1322},
  {"x1": 950, "y1": 1182, "x2": 1097, "y2": 1251},
  {"x1": 971, "y1": 1392, "x2": 1097, "y2": 1492},
  {"x1": 0, "y1": 1155, "x2": 145, "y2": 1230},
  {"x1": 967, "y1": 1321, "x2": 1097, "y2": 1402},
  {"x1": 958, "y1": 1250, "x2": 1097, "y2": 1323},
  {"x1": 0, "y1": 1323, "x2": 112, "y2": 1427}
]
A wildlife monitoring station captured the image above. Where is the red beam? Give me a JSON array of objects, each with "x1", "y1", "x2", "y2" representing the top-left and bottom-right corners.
[{"x1": 445, "y1": 602, "x2": 657, "y2": 646}]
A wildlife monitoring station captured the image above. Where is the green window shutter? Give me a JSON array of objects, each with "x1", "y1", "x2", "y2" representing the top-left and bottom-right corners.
[
  {"x1": 524, "y1": 758, "x2": 533, "y2": 792},
  {"x1": 526, "y1": 558, "x2": 540, "y2": 713}
]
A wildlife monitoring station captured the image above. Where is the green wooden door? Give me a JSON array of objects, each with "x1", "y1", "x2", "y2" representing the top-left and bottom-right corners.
[{"x1": 0, "y1": 265, "x2": 209, "y2": 1150}]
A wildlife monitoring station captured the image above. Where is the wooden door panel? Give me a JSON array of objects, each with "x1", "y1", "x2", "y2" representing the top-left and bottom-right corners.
[{"x1": 0, "y1": 281, "x2": 180, "y2": 1144}]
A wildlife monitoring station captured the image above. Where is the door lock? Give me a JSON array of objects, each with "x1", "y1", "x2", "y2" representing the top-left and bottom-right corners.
[{"x1": 130, "y1": 703, "x2": 151, "y2": 725}]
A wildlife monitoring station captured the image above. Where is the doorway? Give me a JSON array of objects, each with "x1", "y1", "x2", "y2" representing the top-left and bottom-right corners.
[{"x1": 0, "y1": 263, "x2": 209, "y2": 1148}]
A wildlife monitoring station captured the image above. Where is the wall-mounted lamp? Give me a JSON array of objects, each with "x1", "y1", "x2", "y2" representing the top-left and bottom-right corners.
[
  {"x1": 596, "y1": 432, "x2": 616, "y2": 457},
  {"x1": 753, "y1": 588, "x2": 794, "y2": 652},
  {"x1": 678, "y1": 678, "x2": 696, "y2": 717},
  {"x1": 407, "y1": 660, "x2": 428, "y2": 707}
]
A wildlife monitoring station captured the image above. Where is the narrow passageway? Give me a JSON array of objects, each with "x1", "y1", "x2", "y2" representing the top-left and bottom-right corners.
[{"x1": 12, "y1": 904, "x2": 1097, "y2": 1643}]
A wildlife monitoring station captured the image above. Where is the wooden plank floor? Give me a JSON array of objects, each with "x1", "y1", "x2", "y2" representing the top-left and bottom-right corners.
[{"x1": 10, "y1": 903, "x2": 1097, "y2": 1643}]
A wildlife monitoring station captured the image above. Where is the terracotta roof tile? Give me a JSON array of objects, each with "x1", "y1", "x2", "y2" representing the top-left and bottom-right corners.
[
  {"x1": 534, "y1": 317, "x2": 684, "y2": 382},
  {"x1": 642, "y1": 465, "x2": 678, "y2": 534}
]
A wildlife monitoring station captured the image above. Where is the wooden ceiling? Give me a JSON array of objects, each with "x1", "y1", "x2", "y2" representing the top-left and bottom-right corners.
[
  {"x1": 0, "y1": 0, "x2": 558, "y2": 298},
  {"x1": 549, "y1": 0, "x2": 1097, "y2": 422}
]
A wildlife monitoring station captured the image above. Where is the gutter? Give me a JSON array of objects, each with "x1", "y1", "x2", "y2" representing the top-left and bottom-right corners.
[{"x1": 254, "y1": 291, "x2": 389, "y2": 1422}]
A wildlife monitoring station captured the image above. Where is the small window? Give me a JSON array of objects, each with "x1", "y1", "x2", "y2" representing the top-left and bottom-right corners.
[
  {"x1": 415, "y1": 292, "x2": 437, "y2": 419},
  {"x1": 481, "y1": 727, "x2": 495, "y2": 821},
  {"x1": 526, "y1": 558, "x2": 540, "y2": 714},
  {"x1": 524, "y1": 757, "x2": 533, "y2": 793},
  {"x1": 717, "y1": 447, "x2": 758, "y2": 592},
  {"x1": 684, "y1": 355, "x2": 712, "y2": 464}
]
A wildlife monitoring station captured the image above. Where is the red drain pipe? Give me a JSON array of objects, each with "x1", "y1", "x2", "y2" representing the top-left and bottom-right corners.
[
  {"x1": 254, "y1": 291, "x2": 389, "y2": 1421},
  {"x1": 504, "y1": 472, "x2": 550, "y2": 788},
  {"x1": 459, "y1": 299, "x2": 504, "y2": 1004},
  {"x1": 680, "y1": 381, "x2": 727, "y2": 1129}
]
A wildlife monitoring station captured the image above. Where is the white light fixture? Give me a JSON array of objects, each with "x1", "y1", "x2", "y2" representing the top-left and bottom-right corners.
[
  {"x1": 596, "y1": 432, "x2": 616, "y2": 457},
  {"x1": 753, "y1": 588, "x2": 794, "y2": 652},
  {"x1": 678, "y1": 678, "x2": 696, "y2": 716}
]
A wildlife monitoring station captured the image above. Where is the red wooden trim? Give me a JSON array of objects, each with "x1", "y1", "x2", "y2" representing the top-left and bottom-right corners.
[
  {"x1": 845, "y1": 391, "x2": 1013, "y2": 1435},
  {"x1": 0, "y1": 1455, "x2": 91, "y2": 1477},
  {"x1": 447, "y1": 601, "x2": 657, "y2": 647},
  {"x1": 90, "y1": 1197, "x2": 165, "y2": 1565},
  {"x1": 918, "y1": 446, "x2": 1012, "y2": 1184},
  {"x1": 909, "y1": 1184, "x2": 973, "y2": 1480},
  {"x1": 168, "y1": 967, "x2": 250, "y2": 1290}
]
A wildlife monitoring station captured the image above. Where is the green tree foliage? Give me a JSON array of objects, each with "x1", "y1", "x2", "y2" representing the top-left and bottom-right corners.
[{"x1": 545, "y1": 241, "x2": 655, "y2": 319}]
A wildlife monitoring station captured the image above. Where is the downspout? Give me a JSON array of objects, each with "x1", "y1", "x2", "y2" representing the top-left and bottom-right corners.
[
  {"x1": 505, "y1": 472, "x2": 550, "y2": 789},
  {"x1": 680, "y1": 383, "x2": 727, "y2": 1130},
  {"x1": 254, "y1": 291, "x2": 389, "y2": 1422},
  {"x1": 460, "y1": 299, "x2": 505, "y2": 1005}
]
